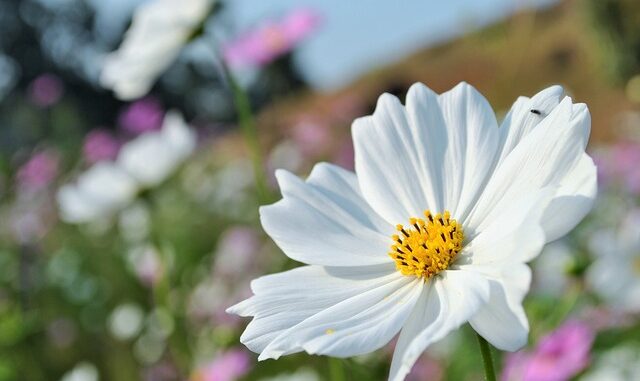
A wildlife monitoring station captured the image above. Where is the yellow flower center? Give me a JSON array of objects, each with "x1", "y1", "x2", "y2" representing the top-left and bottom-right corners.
[{"x1": 389, "y1": 210, "x2": 464, "y2": 279}]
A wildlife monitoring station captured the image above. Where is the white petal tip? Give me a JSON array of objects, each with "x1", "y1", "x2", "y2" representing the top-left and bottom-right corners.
[{"x1": 257, "y1": 351, "x2": 280, "y2": 361}]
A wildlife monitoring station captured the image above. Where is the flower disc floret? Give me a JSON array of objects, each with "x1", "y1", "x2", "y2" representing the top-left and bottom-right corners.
[{"x1": 390, "y1": 210, "x2": 463, "y2": 279}]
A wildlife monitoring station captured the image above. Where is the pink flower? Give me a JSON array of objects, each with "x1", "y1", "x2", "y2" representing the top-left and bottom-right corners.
[
  {"x1": 214, "y1": 226, "x2": 261, "y2": 278},
  {"x1": 290, "y1": 117, "x2": 331, "y2": 157},
  {"x1": 406, "y1": 355, "x2": 443, "y2": 381},
  {"x1": 133, "y1": 246, "x2": 163, "y2": 287},
  {"x1": 611, "y1": 142, "x2": 640, "y2": 175},
  {"x1": 118, "y1": 97, "x2": 164, "y2": 134},
  {"x1": 28, "y1": 74, "x2": 64, "y2": 107},
  {"x1": 83, "y1": 129, "x2": 120, "y2": 163},
  {"x1": 594, "y1": 142, "x2": 640, "y2": 195},
  {"x1": 16, "y1": 149, "x2": 60, "y2": 191},
  {"x1": 223, "y1": 8, "x2": 321, "y2": 68},
  {"x1": 191, "y1": 349, "x2": 252, "y2": 381},
  {"x1": 502, "y1": 320, "x2": 594, "y2": 381},
  {"x1": 334, "y1": 139, "x2": 354, "y2": 170}
]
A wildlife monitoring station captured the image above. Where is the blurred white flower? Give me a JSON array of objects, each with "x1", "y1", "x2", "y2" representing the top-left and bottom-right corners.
[
  {"x1": 60, "y1": 362, "x2": 99, "y2": 381},
  {"x1": 532, "y1": 240, "x2": 574, "y2": 296},
  {"x1": 581, "y1": 345, "x2": 640, "y2": 381},
  {"x1": 108, "y1": 303, "x2": 145, "y2": 341},
  {"x1": 117, "y1": 111, "x2": 197, "y2": 187},
  {"x1": 58, "y1": 112, "x2": 196, "y2": 224},
  {"x1": 586, "y1": 209, "x2": 640, "y2": 312},
  {"x1": 119, "y1": 202, "x2": 151, "y2": 243},
  {"x1": 146, "y1": 307, "x2": 175, "y2": 340},
  {"x1": 101, "y1": 0, "x2": 214, "y2": 100},
  {"x1": 228, "y1": 82, "x2": 596, "y2": 381},
  {"x1": 267, "y1": 139, "x2": 304, "y2": 185},
  {"x1": 127, "y1": 244, "x2": 164, "y2": 287},
  {"x1": 134, "y1": 331, "x2": 166, "y2": 364},
  {"x1": 57, "y1": 162, "x2": 137, "y2": 223}
]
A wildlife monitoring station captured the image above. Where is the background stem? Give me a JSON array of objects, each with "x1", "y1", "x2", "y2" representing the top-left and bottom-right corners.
[
  {"x1": 328, "y1": 358, "x2": 346, "y2": 381},
  {"x1": 220, "y1": 63, "x2": 270, "y2": 204}
]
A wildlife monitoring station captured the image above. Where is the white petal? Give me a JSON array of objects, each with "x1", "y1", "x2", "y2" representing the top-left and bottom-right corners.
[
  {"x1": 464, "y1": 97, "x2": 591, "y2": 233},
  {"x1": 458, "y1": 188, "x2": 550, "y2": 265},
  {"x1": 497, "y1": 85, "x2": 564, "y2": 161},
  {"x1": 456, "y1": 189, "x2": 549, "y2": 350},
  {"x1": 259, "y1": 272, "x2": 420, "y2": 360},
  {"x1": 388, "y1": 270, "x2": 490, "y2": 381},
  {"x1": 353, "y1": 82, "x2": 499, "y2": 224},
  {"x1": 468, "y1": 265, "x2": 532, "y2": 351},
  {"x1": 542, "y1": 154, "x2": 597, "y2": 242},
  {"x1": 260, "y1": 164, "x2": 393, "y2": 266},
  {"x1": 436, "y1": 82, "x2": 500, "y2": 221},
  {"x1": 227, "y1": 264, "x2": 400, "y2": 354},
  {"x1": 352, "y1": 93, "x2": 432, "y2": 223},
  {"x1": 402, "y1": 83, "x2": 448, "y2": 213}
]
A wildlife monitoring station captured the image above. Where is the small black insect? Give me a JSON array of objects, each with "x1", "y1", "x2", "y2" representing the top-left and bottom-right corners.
[{"x1": 530, "y1": 109, "x2": 542, "y2": 115}]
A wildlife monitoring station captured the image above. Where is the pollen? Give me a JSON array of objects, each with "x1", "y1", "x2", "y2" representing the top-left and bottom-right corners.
[{"x1": 389, "y1": 210, "x2": 464, "y2": 279}]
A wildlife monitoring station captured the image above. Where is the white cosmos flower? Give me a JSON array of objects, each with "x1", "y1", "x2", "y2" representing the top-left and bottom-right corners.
[
  {"x1": 586, "y1": 209, "x2": 640, "y2": 312},
  {"x1": 580, "y1": 344, "x2": 640, "y2": 381},
  {"x1": 57, "y1": 161, "x2": 138, "y2": 223},
  {"x1": 101, "y1": 0, "x2": 214, "y2": 100},
  {"x1": 118, "y1": 111, "x2": 197, "y2": 187},
  {"x1": 228, "y1": 82, "x2": 596, "y2": 381},
  {"x1": 58, "y1": 112, "x2": 196, "y2": 223}
]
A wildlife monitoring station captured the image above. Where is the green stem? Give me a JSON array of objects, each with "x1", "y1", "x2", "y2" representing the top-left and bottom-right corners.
[
  {"x1": 220, "y1": 63, "x2": 270, "y2": 204},
  {"x1": 328, "y1": 358, "x2": 346, "y2": 381},
  {"x1": 476, "y1": 332, "x2": 497, "y2": 381}
]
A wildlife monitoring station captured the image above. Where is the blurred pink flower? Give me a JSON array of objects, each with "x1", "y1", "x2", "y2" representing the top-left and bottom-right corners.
[
  {"x1": 134, "y1": 246, "x2": 163, "y2": 287},
  {"x1": 291, "y1": 117, "x2": 332, "y2": 157},
  {"x1": 16, "y1": 149, "x2": 60, "y2": 191},
  {"x1": 334, "y1": 139, "x2": 354, "y2": 170},
  {"x1": 118, "y1": 97, "x2": 164, "y2": 134},
  {"x1": 214, "y1": 226, "x2": 261, "y2": 277},
  {"x1": 329, "y1": 94, "x2": 366, "y2": 123},
  {"x1": 611, "y1": 142, "x2": 640, "y2": 174},
  {"x1": 594, "y1": 142, "x2": 640, "y2": 195},
  {"x1": 83, "y1": 129, "x2": 120, "y2": 163},
  {"x1": 10, "y1": 206, "x2": 48, "y2": 243},
  {"x1": 580, "y1": 306, "x2": 634, "y2": 331},
  {"x1": 143, "y1": 362, "x2": 178, "y2": 381},
  {"x1": 223, "y1": 8, "x2": 321, "y2": 68},
  {"x1": 406, "y1": 355, "x2": 443, "y2": 381},
  {"x1": 502, "y1": 320, "x2": 594, "y2": 381},
  {"x1": 191, "y1": 349, "x2": 252, "y2": 381},
  {"x1": 28, "y1": 73, "x2": 64, "y2": 107}
]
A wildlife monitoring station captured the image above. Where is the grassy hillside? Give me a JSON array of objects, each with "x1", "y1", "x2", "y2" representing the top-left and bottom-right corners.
[{"x1": 259, "y1": 0, "x2": 636, "y2": 145}]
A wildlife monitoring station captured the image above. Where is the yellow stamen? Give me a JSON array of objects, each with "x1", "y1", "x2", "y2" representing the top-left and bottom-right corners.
[{"x1": 389, "y1": 210, "x2": 464, "y2": 279}]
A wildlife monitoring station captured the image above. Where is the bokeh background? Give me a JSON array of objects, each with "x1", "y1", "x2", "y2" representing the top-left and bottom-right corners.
[{"x1": 1, "y1": 0, "x2": 640, "y2": 380}]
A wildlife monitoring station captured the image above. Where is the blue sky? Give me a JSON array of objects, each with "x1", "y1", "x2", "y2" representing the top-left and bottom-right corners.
[{"x1": 226, "y1": 0, "x2": 558, "y2": 90}]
